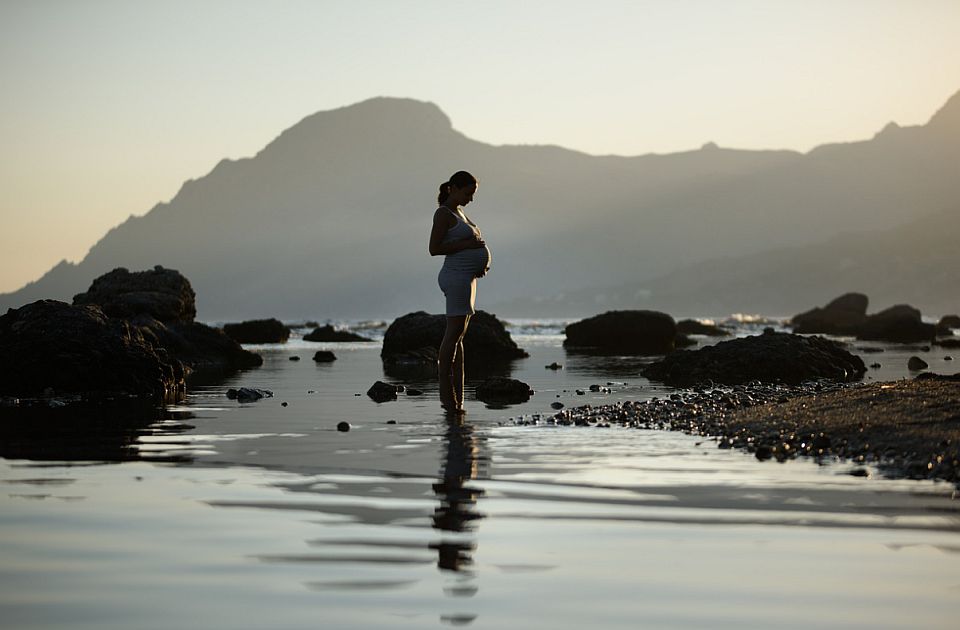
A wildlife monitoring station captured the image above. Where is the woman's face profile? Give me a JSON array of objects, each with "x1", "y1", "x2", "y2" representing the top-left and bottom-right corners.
[{"x1": 459, "y1": 183, "x2": 478, "y2": 206}]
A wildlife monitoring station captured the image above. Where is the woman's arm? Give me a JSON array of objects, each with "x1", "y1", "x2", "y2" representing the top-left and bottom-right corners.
[{"x1": 429, "y1": 208, "x2": 485, "y2": 256}]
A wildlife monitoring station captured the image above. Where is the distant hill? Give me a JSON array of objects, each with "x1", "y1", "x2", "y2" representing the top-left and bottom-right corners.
[
  {"x1": 493, "y1": 204, "x2": 960, "y2": 318},
  {"x1": 2, "y1": 90, "x2": 959, "y2": 320}
]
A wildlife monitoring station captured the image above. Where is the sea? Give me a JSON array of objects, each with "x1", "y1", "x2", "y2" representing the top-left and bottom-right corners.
[{"x1": 2, "y1": 316, "x2": 959, "y2": 629}]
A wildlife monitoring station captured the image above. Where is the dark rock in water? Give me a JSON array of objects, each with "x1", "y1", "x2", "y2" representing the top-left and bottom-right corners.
[
  {"x1": 790, "y1": 293, "x2": 868, "y2": 336},
  {"x1": 381, "y1": 311, "x2": 528, "y2": 366},
  {"x1": 641, "y1": 331, "x2": 866, "y2": 387},
  {"x1": 222, "y1": 318, "x2": 291, "y2": 344},
  {"x1": 289, "y1": 356, "x2": 300, "y2": 361},
  {"x1": 935, "y1": 338, "x2": 960, "y2": 349},
  {"x1": 281, "y1": 401, "x2": 288, "y2": 407},
  {"x1": 0, "y1": 300, "x2": 185, "y2": 401},
  {"x1": 337, "y1": 421, "x2": 351, "y2": 432},
  {"x1": 564, "y1": 310, "x2": 678, "y2": 355},
  {"x1": 576, "y1": 389, "x2": 585, "y2": 395},
  {"x1": 676, "y1": 319, "x2": 730, "y2": 337},
  {"x1": 936, "y1": 314, "x2": 960, "y2": 334},
  {"x1": 313, "y1": 350, "x2": 337, "y2": 362},
  {"x1": 945, "y1": 356, "x2": 954, "y2": 361},
  {"x1": 869, "y1": 363, "x2": 882, "y2": 369},
  {"x1": 69, "y1": 267, "x2": 262, "y2": 376},
  {"x1": 545, "y1": 362, "x2": 563, "y2": 370},
  {"x1": 367, "y1": 380, "x2": 401, "y2": 403},
  {"x1": 225, "y1": 387, "x2": 273, "y2": 402},
  {"x1": 131, "y1": 315, "x2": 262, "y2": 374},
  {"x1": 406, "y1": 388, "x2": 424, "y2": 396},
  {"x1": 303, "y1": 324, "x2": 373, "y2": 342},
  {"x1": 855, "y1": 305, "x2": 935, "y2": 343},
  {"x1": 73, "y1": 266, "x2": 196, "y2": 324},
  {"x1": 551, "y1": 402, "x2": 564, "y2": 410},
  {"x1": 475, "y1": 377, "x2": 533, "y2": 403},
  {"x1": 907, "y1": 356, "x2": 929, "y2": 371}
]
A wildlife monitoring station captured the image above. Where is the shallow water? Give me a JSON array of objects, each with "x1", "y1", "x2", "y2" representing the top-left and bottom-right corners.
[{"x1": 2, "y1": 321, "x2": 959, "y2": 629}]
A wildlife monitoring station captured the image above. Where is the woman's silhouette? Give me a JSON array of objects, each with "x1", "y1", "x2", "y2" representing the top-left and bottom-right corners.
[{"x1": 429, "y1": 171, "x2": 490, "y2": 412}]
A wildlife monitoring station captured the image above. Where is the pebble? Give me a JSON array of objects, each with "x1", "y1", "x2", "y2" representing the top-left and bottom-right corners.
[
  {"x1": 289, "y1": 356, "x2": 300, "y2": 361},
  {"x1": 337, "y1": 421, "x2": 351, "y2": 432}
]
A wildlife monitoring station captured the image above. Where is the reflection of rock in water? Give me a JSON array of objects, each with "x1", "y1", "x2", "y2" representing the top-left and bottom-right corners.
[
  {"x1": 433, "y1": 415, "x2": 486, "y2": 572},
  {"x1": 0, "y1": 403, "x2": 195, "y2": 462}
]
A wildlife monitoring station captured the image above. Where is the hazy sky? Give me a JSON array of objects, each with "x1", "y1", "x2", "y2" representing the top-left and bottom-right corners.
[{"x1": 2, "y1": 0, "x2": 959, "y2": 294}]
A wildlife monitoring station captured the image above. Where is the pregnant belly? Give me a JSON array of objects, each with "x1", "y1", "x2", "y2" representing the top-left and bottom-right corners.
[{"x1": 445, "y1": 246, "x2": 490, "y2": 275}]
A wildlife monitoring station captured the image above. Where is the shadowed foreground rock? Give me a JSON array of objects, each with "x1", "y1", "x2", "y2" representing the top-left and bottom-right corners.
[
  {"x1": 74, "y1": 268, "x2": 261, "y2": 375},
  {"x1": 564, "y1": 310, "x2": 678, "y2": 355},
  {"x1": 381, "y1": 311, "x2": 528, "y2": 366},
  {"x1": 0, "y1": 300, "x2": 185, "y2": 401},
  {"x1": 642, "y1": 330, "x2": 866, "y2": 386},
  {"x1": 223, "y1": 318, "x2": 291, "y2": 344}
]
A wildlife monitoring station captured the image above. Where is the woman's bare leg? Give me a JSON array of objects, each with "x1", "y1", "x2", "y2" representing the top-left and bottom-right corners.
[{"x1": 439, "y1": 315, "x2": 468, "y2": 410}]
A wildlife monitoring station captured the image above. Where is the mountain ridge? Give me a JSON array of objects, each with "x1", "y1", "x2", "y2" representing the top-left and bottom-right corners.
[{"x1": 3, "y1": 90, "x2": 958, "y2": 319}]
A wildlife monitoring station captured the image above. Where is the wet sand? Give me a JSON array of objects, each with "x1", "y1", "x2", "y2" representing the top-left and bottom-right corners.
[
  {"x1": 555, "y1": 377, "x2": 960, "y2": 485},
  {"x1": 715, "y1": 377, "x2": 960, "y2": 483}
]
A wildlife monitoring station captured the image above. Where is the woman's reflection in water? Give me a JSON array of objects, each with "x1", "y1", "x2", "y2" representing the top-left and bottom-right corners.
[{"x1": 431, "y1": 411, "x2": 486, "y2": 573}]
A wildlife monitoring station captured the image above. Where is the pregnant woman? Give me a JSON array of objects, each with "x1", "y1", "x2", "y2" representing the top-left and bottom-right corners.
[{"x1": 429, "y1": 170, "x2": 491, "y2": 413}]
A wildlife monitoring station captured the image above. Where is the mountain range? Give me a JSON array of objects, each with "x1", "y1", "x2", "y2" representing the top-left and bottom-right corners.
[{"x1": 3, "y1": 90, "x2": 958, "y2": 320}]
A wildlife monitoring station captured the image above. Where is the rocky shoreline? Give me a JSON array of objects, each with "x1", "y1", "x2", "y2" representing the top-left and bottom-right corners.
[{"x1": 519, "y1": 377, "x2": 960, "y2": 486}]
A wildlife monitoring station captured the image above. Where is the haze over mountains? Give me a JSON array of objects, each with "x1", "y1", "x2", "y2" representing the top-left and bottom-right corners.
[{"x1": 4, "y1": 90, "x2": 959, "y2": 320}]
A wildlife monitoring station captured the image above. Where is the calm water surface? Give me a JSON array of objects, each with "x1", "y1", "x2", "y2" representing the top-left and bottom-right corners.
[{"x1": 2, "y1": 320, "x2": 959, "y2": 629}]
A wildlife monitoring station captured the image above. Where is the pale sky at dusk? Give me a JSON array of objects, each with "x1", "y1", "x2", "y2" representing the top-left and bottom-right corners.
[{"x1": 2, "y1": 0, "x2": 959, "y2": 293}]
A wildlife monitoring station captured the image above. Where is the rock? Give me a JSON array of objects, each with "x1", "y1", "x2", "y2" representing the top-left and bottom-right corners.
[
  {"x1": 406, "y1": 388, "x2": 424, "y2": 396},
  {"x1": 935, "y1": 338, "x2": 960, "y2": 349},
  {"x1": 564, "y1": 310, "x2": 678, "y2": 355},
  {"x1": 312, "y1": 351, "x2": 337, "y2": 362},
  {"x1": 907, "y1": 356, "x2": 929, "y2": 371},
  {"x1": 225, "y1": 387, "x2": 273, "y2": 402},
  {"x1": 381, "y1": 311, "x2": 528, "y2": 366},
  {"x1": 855, "y1": 305, "x2": 935, "y2": 343},
  {"x1": 576, "y1": 389, "x2": 585, "y2": 395},
  {"x1": 130, "y1": 315, "x2": 262, "y2": 374},
  {"x1": 475, "y1": 377, "x2": 533, "y2": 404},
  {"x1": 545, "y1": 362, "x2": 563, "y2": 370},
  {"x1": 73, "y1": 266, "x2": 196, "y2": 324},
  {"x1": 551, "y1": 402, "x2": 564, "y2": 410},
  {"x1": 337, "y1": 421, "x2": 351, "y2": 432},
  {"x1": 946, "y1": 356, "x2": 954, "y2": 361},
  {"x1": 281, "y1": 401, "x2": 288, "y2": 407},
  {"x1": 289, "y1": 356, "x2": 300, "y2": 361},
  {"x1": 790, "y1": 293, "x2": 868, "y2": 335},
  {"x1": 303, "y1": 325, "x2": 373, "y2": 342},
  {"x1": 222, "y1": 318, "x2": 291, "y2": 344},
  {"x1": 367, "y1": 380, "x2": 401, "y2": 403},
  {"x1": 69, "y1": 267, "x2": 262, "y2": 376},
  {"x1": 641, "y1": 331, "x2": 866, "y2": 387},
  {"x1": 676, "y1": 319, "x2": 730, "y2": 337},
  {"x1": 936, "y1": 314, "x2": 960, "y2": 334},
  {"x1": 869, "y1": 363, "x2": 881, "y2": 369},
  {"x1": 0, "y1": 300, "x2": 186, "y2": 401}
]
